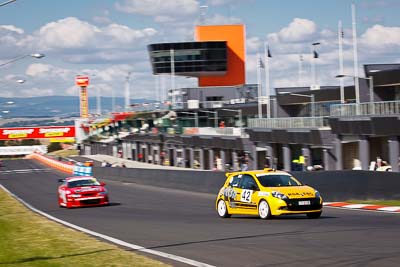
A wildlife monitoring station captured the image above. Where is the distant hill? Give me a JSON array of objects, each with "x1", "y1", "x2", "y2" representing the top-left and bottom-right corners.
[{"x1": 0, "y1": 96, "x2": 155, "y2": 118}]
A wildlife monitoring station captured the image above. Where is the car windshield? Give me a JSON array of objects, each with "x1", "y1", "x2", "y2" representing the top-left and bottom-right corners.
[
  {"x1": 68, "y1": 179, "x2": 100, "y2": 188},
  {"x1": 256, "y1": 174, "x2": 302, "y2": 187}
]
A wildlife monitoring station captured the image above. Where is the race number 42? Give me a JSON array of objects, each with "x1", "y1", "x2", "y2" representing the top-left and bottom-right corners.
[{"x1": 240, "y1": 189, "x2": 253, "y2": 203}]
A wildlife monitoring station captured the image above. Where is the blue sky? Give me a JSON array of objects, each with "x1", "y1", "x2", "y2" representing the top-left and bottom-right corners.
[{"x1": 0, "y1": 0, "x2": 399, "y2": 104}]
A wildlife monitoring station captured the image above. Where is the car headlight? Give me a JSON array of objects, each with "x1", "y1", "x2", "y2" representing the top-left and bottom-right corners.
[
  {"x1": 70, "y1": 194, "x2": 81, "y2": 198},
  {"x1": 315, "y1": 190, "x2": 321, "y2": 198},
  {"x1": 272, "y1": 191, "x2": 288, "y2": 200}
]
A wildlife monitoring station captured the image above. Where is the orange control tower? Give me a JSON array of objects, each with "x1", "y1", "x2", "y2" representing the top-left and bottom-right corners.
[{"x1": 195, "y1": 24, "x2": 246, "y2": 87}]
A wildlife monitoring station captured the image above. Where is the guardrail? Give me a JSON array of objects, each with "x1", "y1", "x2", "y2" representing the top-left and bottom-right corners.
[
  {"x1": 247, "y1": 117, "x2": 329, "y2": 129},
  {"x1": 26, "y1": 152, "x2": 74, "y2": 174},
  {"x1": 330, "y1": 100, "x2": 400, "y2": 117}
]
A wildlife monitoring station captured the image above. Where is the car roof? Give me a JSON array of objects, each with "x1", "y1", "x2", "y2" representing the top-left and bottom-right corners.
[{"x1": 225, "y1": 168, "x2": 290, "y2": 178}]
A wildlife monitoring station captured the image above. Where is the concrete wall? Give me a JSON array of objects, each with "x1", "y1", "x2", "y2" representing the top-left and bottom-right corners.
[{"x1": 93, "y1": 167, "x2": 400, "y2": 201}]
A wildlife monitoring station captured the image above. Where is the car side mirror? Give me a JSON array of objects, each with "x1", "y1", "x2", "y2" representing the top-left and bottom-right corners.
[{"x1": 58, "y1": 179, "x2": 64, "y2": 183}]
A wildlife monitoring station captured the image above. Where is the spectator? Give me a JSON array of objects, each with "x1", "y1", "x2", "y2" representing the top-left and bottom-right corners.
[
  {"x1": 215, "y1": 155, "x2": 223, "y2": 171},
  {"x1": 219, "y1": 121, "x2": 225, "y2": 128},
  {"x1": 239, "y1": 154, "x2": 249, "y2": 171},
  {"x1": 101, "y1": 160, "x2": 107, "y2": 167}
]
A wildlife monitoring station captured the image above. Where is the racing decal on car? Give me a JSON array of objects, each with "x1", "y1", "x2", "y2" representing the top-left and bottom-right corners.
[
  {"x1": 223, "y1": 186, "x2": 237, "y2": 199},
  {"x1": 258, "y1": 191, "x2": 270, "y2": 197},
  {"x1": 287, "y1": 192, "x2": 314, "y2": 197},
  {"x1": 240, "y1": 189, "x2": 253, "y2": 203}
]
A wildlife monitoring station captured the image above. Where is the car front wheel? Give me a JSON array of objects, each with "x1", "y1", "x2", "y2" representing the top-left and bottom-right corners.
[
  {"x1": 217, "y1": 199, "x2": 230, "y2": 218},
  {"x1": 258, "y1": 200, "x2": 271, "y2": 219}
]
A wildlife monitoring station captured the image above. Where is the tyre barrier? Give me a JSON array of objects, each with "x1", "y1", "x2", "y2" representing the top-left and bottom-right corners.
[{"x1": 26, "y1": 152, "x2": 74, "y2": 174}]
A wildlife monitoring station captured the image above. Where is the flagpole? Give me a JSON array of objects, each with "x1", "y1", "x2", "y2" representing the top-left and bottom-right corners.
[
  {"x1": 256, "y1": 53, "x2": 262, "y2": 118},
  {"x1": 338, "y1": 20, "x2": 345, "y2": 104},
  {"x1": 298, "y1": 54, "x2": 303, "y2": 87},
  {"x1": 264, "y1": 42, "x2": 271, "y2": 118},
  {"x1": 352, "y1": 3, "x2": 360, "y2": 109}
]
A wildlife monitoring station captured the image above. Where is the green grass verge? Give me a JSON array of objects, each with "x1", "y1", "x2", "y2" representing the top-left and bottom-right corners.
[
  {"x1": 346, "y1": 199, "x2": 400, "y2": 206},
  {"x1": 0, "y1": 188, "x2": 170, "y2": 267}
]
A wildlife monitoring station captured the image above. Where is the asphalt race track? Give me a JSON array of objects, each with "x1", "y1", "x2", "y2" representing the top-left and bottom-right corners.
[{"x1": 1, "y1": 159, "x2": 400, "y2": 267}]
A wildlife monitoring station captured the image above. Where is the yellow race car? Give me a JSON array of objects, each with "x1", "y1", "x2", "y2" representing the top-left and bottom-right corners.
[{"x1": 216, "y1": 168, "x2": 323, "y2": 219}]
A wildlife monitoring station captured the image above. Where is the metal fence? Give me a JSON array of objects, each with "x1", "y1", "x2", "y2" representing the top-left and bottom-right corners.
[
  {"x1": 330, "y1": 100, "x2": 400, "y2": 117},
  {"x1": 248, "y1": 117, "x2": 329, "y2": 129}
]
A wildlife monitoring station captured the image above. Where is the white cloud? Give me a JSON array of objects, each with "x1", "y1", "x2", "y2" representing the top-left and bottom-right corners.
[
  {"x1": 359, "y1": 24, "x2": 400, "y2": 52},
  {"x1": 246, "y1": 37, "x2": 262, "y2": 53},
  {"x1": 102, "y1": 24, "x2": 157, "y2": 46},
  {"x1": 206, "y1": 0, "x2": 245, "y2": 6},
  {"x1": 22, "y1": 17, "x2": 158, "y2": 54},
  {"x1": 0, "y1": 25, "x2": 24, "y2": 34},
  {"x1": 274, "y1": 18, "x2": 317, "y2": 43},
  {"x1": 26, "y1": 63, "x2": 51, "y2": 77},
  {"x1": 204, "y1": 14, "x2": 241, "y2": 25},
  {"x1": 115, "y1": 0, "x2": 199, "y2": 16},
  {"x1": 36, "y1": 17, "x2": 99, "y2": 50}
]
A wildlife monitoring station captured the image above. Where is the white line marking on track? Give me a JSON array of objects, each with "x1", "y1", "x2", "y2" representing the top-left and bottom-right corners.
[
  {"x1": 0, "y1": 184, "x2": 215, "y2": 267},
  {"x1": 0, "y1": 168, "x2": 51, "y2": 174},
  {"x1": 342, "y1": 204, "x2": 369, "y2": 209}
]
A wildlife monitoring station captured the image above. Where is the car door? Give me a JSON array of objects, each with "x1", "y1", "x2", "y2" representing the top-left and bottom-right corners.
[
  {"x1": 223, "y1": 174, "x2": 242, "y2": 211},
  {"x1": 235, "y1": 174, "x2": 259, "y2": 213}
]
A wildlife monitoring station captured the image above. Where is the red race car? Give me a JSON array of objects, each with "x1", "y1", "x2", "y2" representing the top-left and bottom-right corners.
[{"x1": 58, "y1": 176, "x2": 109, "y2": 208}]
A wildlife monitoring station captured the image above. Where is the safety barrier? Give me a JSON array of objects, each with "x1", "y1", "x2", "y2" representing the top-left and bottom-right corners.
[
  {"x1": 26, "y1": 153, "x2": 74, "y2": 174},
  {"x1": 91, "y1": 167, "x2": 400, "y2": 201},
  {"x1": 28, "y1": 153, "x2": 400, "y2": 201}
]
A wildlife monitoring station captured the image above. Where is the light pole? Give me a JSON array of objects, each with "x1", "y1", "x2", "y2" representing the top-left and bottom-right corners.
[
  {"x1": 256, "y1": 53, "x2": 262, "y2": 118},
  {"x1": 264, "y1": 42, "x2": 272, "y2": 118},
  {"x1": 311, "y1": 42, "x2": 320, "y2": 90},
  {"x1": 170, "y1": 49, "x2": 176, "y2": 109},
  {"x1": 0, "y1": 53, "x2": 45, "y2": 67},
  {"x1": 125, "y1": 71, "x2": 132, "y2": 112},
  {"x1": 199, "y1": 110, "x2": 218, "y2": 128},
  {"x1": 335, "y1": 74, "x2": 374, "y2": 114},
  {"x1": 280, "y1": 92, "x2": 315, "y2": 117}
]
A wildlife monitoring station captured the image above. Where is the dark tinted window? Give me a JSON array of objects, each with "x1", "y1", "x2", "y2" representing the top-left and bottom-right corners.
[
  {"x1": 239, "y1": 175, "x2": 258, "y2": 190},
  {"x1": 68, "y1": 179, "x2": 100, "y2": 188},
  {"x1": 256, "y1": 175, "x2": 302, "y2": 187},
  {"x1": 229, "y1": 175, "x2": 241, "y2": 188}
]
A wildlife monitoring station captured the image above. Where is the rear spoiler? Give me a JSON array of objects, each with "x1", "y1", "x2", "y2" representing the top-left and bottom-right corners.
[{"x1": 225, "y1": 168, "x2": 276, "y2": 177}]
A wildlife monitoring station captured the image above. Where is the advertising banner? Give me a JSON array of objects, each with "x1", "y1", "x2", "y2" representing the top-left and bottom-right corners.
[{"x1": 0, "y1": 126, "x2": 76, "y2": 140}]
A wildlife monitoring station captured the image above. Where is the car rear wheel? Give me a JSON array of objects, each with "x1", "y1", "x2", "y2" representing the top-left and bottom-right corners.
[
  {"x1": 258, "y1": 200, "x2": 271, "y2": 219},
  {"x1": 217, "y1": 199, "x2": 230, "y2": 218},
  {"x1": 306, "y1": 211, "x2": 322, "y2": 219}
]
